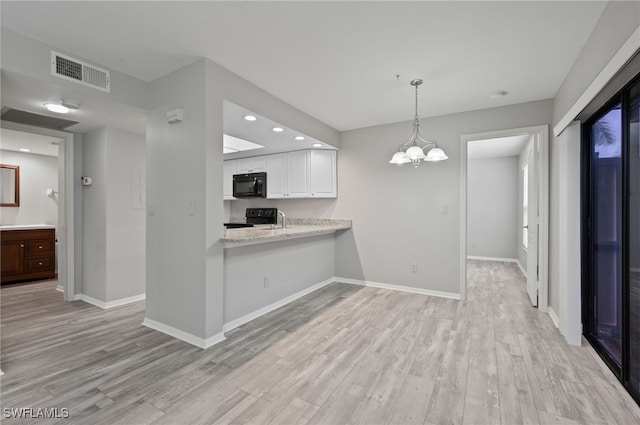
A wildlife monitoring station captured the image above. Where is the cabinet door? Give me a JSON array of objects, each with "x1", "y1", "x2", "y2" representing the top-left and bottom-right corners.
[
  {"x1": 223, "y1": 160, "x2": 237, "y2": 200},
  {"x1": 236, "y1": 156, "x2": 266, "y2": 173},
  {"x1": 1, "y1": 240, "x2": 24, "y2": 277},
  {"x1": 310, "y1": 150, "x2": 337, "y2": 198},
  {"x1": 266, "y1": 153, "x2": 288, "y2": 198},
  {"x1": 287, "y1": 150, "x2": 310, "y2": 198}
]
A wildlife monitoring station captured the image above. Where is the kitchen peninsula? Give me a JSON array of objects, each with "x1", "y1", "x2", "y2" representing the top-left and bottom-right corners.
[
  {"x1": 222, "y1": 218, "x2": 351, "y2": 247},
  {"x1": 222, "y1": 218, "x2": 351, "y2": 332}
]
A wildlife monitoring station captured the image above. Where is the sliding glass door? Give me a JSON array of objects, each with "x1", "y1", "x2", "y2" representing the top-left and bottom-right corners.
[
  {"x1": 628, "y1": 80, "x2": 640, "y2": 397},
  {"x1": 583, "y1": 74, "x2": 640, "y2": 403}
]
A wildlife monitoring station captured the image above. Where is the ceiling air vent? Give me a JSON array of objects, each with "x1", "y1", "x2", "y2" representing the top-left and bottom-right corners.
[{"x1": 51, "y1": 51, "x2": 110, "y2": 92}]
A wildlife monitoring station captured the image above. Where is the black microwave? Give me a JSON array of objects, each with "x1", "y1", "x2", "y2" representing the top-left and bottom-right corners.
[{"x1": 233, "y1": 172, "x2": 267, "y2": 198}]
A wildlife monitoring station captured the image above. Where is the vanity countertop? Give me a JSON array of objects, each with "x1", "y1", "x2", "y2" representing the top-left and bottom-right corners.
[
  {"x1": 0, "y1": 224, "x2": 56, "y2": 231},
  {"x1": 222, "y1": 219, "x2": 351, "y2": 248}
]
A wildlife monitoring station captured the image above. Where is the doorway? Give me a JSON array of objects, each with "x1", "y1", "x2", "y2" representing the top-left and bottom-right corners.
[
  {"x1": 0, "y1": 121, "x2": 75, "y2": 301},
  {"x1": 460, "y1": 125, "x2": 549, "y2": 311}
]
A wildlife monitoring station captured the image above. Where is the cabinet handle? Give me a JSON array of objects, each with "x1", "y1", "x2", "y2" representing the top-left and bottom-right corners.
[
  {"x1": 39, "y1": 245, "x2": 43, "y2": 249},
  {"x1": 20, "y1": 244, "x2": 24, "y2": 248},
  {"x1": 38, "y1": 262, "x2": 43, "y2": 266}
]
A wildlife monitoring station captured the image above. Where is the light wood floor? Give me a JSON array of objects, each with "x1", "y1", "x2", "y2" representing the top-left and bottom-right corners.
[{"x1": 2, "y1": 261, "x2": 640, "y2": 425}]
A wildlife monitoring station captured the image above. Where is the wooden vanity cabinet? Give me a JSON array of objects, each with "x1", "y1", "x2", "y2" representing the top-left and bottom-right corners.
[{"x1": 1, "y1": 228, "x2": 56, "y2": 284}]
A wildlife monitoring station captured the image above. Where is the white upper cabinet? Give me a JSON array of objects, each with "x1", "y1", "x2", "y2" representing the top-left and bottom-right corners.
[
  {"x1": 266, "y1": 153, "x2": 288, "y2": 198},
  {"x1": 236, "y1": 156, "x2": 266, "y2": 173},
  {"x1": 309, "y1": 150, "x2": 337, "y2": 198},
  {"x1": 230, "y1": 149, "x2": 337, "y2": 200},
  {"x1": 223, "y1": 159, "x2": 237, "y2": 200},
  {"x1": 287, "y1": 150, "x2": 311, "y2": 198}
]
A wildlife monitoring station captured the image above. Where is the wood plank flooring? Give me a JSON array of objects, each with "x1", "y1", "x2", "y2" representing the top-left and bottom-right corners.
[{"x1": 2, "y1": 260, "x2": 640, "y2": 424}]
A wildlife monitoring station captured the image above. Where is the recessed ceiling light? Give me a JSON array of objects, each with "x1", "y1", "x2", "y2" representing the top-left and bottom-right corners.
[
  {"x1": 44, "y1": 103, "x2": 70, "y2": 114},
  {"x1": 312, "y1": 143, "x2": 323, "y2": 148},
  {"x1": 272, "y1": 127, "x2": 284, "y2": 133},
  {"x1": 295, "y1": 136, "x2": 305, "y2": 141},
  {"x1": 19, "y1": 148, "x2": 32, "y2": 153},
  {"x1": 244, "y1": 115, "x2": 257, "y2": 121},
  {"x1": 490, "y1": 91, "x2": 509, "y2": 100}
]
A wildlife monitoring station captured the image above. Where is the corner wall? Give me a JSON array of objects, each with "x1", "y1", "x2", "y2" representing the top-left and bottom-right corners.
[
  {"x1": 82, "y1": 127, "x2": 146, "y2": 304},
  {"x1": 334, "y1": 100, "x2": 552, "y2": 294}
]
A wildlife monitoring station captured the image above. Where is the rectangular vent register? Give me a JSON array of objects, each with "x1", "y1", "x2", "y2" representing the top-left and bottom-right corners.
[{"x1": 51, "y1": 51, "x2": 110, "y2": 92}]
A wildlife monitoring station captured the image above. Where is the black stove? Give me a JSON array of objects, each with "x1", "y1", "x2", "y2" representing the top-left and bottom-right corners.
[
  {"x1": 224, "y1": 208, "x2": 278, "y2": 228},
  {"x1": 245, "y1": 208, "x2": 278, "y2": 225}
]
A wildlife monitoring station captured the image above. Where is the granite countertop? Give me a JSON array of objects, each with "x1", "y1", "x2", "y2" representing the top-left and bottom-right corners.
[
  {"x1": 222, "y1": 219, "x2": 351, "y2": 247},
  {"x1": 0, "y1": 224, "x2": 56, "y2": 231}
]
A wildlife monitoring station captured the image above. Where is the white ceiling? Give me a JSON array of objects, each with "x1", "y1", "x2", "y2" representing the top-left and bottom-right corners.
[
  {"x1": 223, "y1": 101, "x2": 337, "y2": 159},
  {"x1": 467, "y1": 135, "x2": 530, "y2": 160},
  {"x1": 1, "y1": 1, "x2": 607, "y2": 132},
  {"x1": 0, "y1": 128, "x2": 61, "y2": 157}
]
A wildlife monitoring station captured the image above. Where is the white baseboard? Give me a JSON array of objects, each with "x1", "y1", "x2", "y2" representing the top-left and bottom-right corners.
[
  {"x1": 548, "y1": 307, "x2": 560, "y2": 329},
  {"x1": 467, "y1": 256, "x2": 518, "y2": 263},
  {"x1": 56, "y1": 285, "x2": 64, "y2": 293},
  {"x1": 335, "y1": 277, "x2": 461, "y2": 300},
  {"x1": 222, "y1": 277, "x2": 335, "y2": 333},
  {"x1": 142, "y1": 317, "x2": 226, "y2": 349},
  {"x1": 104, "y1": 293, "x2": 146, "y2": 309},
  {"x1": 516, "y1": 260, "x2": 527, "y2": 277},
  {"x1": 76, "y1": 293, "x2": 145, "y2": 309}
]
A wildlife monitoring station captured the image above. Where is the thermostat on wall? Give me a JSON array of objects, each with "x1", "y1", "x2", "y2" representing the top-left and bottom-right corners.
[
  {"x1": 81, "y1": 176, "x2": 92, "y2": 186},
  {"x1": 166, "y1": 108, "x2": 184, "y2": 124}
]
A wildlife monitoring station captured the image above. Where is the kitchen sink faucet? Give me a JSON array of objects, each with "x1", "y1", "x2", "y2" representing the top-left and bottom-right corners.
[{"x1": 278, "y1": 210, "x2": 286, "y2": 229}]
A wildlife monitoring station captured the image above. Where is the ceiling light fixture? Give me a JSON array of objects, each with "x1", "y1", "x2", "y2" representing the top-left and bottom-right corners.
[
  {"x1": 295, "y1": 136, "x2": 305, "y2": 141},
  {"x1": 312, "y1": 143, "x2": 323, "y2": 148},
  {"x1": 244, "y1": 115, "x2": 257, "y2": 121},
  {"x1": 389, "y1": 79, "x2": 448, "y2": 167},
  {"x1": 44, "y1": 98, "x2": 80, "y2": 114},
  {"x1": 19, "y1": 148, "x2": 32, "y2": 153},
  {"x1": 44, "y1": 102, "x2": 70, "y2": 114},
  {"x1": 272, "y1": 127, "x2": 283, "y2": 132}
]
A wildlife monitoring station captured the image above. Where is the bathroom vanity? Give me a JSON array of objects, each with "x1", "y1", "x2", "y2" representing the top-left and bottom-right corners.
[{"x1": 1, "y1": 226, "x2": 56, "y2": 284}]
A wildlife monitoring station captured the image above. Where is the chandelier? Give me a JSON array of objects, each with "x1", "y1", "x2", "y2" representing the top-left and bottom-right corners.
[{"x1": 389, "y1": 79, "x2": 448, "y2": 167}]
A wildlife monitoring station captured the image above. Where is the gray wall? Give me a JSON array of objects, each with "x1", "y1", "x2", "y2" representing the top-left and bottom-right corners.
[
  {"x1": 146, "y1": 58, "x2": 339, "y2": 340},
  {"x1": 334, "y1": 99, "x2": 553, "y2": 294},
  {"x1": 467, "y1": 156, "x2": 518, "y2": 259},
  {"x1": 82, "y1": 129, "x2": 107, "y2": 301},
  {"x1": 0, "y1": 150, "x2": 58, "y2": 226},
  {"x1": 82, "y1": 127, "x2": 145, "y2": 303},
  {"x1": 146, "y1": 60, "x2": 212, "y2": 338},
  {"x1": 224, "y1": 235, "x2": 335, "y2": 323},
  {"x1": 550, "y1": 1, "x2": 640, "y2": 317},
  {"x1": 105, "y1": 128, "x2": 146, "y2": 301}
]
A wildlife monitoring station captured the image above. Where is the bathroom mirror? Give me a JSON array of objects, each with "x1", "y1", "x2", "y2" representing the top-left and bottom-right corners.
[{"x1": 0, "y1": 164, "x2": 20, "y2": 207}]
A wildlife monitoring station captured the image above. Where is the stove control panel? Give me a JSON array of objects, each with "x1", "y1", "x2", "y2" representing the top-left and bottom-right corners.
[{"x1": 245, "y1": 208, "x2": 278, "y2": 225}]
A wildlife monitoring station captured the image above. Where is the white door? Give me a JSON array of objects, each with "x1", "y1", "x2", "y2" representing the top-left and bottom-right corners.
[{"x1": 526, "y1": 137, "x2": 539, "y2": 307}]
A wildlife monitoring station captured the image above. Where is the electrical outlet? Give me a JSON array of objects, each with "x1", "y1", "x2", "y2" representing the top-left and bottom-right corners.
[
  {"x1": 411, "y1": 263, "x2": 417, "y2": 273},
  {"x1": 264, "y1": 277, "x2": 269, "y2": 288}
]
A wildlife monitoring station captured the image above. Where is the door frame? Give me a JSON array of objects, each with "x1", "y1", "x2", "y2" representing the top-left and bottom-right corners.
[
  {"x1": 460, "y1": 125, "x2": 549, "y2": 312},
  {"x1": 1, "y1": 121, "x2": 75, "y2": 301}
]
